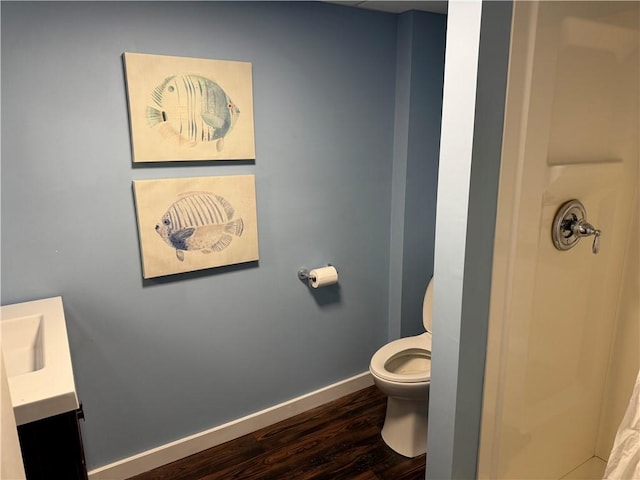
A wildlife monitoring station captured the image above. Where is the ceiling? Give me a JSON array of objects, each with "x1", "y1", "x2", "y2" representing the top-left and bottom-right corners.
[{"x1": 326, "y1": 1, "x2": 448, "y2": 15}]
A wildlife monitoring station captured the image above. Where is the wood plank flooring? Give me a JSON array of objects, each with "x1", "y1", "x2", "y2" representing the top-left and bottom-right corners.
[{"x1": 127, "y1": 386, "x2": 426, "y2": 480}]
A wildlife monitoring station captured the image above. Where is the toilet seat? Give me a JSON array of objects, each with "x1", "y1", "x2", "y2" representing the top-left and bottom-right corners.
[{"x1": 370, "y1": 333, "x2": 432, "y2": 383}]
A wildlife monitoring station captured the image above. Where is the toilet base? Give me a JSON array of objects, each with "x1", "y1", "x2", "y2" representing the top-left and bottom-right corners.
[{"x1": 381, "y1": 396, "x2": 428, "y2": 458}]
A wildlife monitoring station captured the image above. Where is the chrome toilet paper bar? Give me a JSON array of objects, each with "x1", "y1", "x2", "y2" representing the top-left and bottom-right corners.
[{"x1": 298, "y1": 265, "x2": 338, "y2": 288}]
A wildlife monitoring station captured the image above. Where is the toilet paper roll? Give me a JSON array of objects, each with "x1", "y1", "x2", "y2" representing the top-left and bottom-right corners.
[{"x1": 309, "y1": 266, "x2": 338, "y2": 288}]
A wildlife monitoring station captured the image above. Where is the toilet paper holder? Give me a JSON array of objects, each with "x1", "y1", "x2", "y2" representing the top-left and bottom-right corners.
[{"x1": 298, "y1": 264, "x2": 335, "y2": 281}]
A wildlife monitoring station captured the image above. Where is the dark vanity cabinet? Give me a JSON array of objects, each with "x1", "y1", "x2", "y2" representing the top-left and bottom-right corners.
[{"x1": 17, "y1": 406, "x2": 87, "y2": 480}]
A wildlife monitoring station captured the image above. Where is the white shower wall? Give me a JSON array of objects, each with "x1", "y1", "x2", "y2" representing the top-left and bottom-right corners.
[
  {"x1": 478, "y1": 1, "x2": 639, "y2": 479},
  {"x1": 597, "y1": 194, "x2": 639, "y2": 460}
]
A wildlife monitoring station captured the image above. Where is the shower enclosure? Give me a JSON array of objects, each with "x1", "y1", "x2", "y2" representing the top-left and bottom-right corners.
[{"x1": 478, "y1": 1, "x2": 639, "y2": 478}]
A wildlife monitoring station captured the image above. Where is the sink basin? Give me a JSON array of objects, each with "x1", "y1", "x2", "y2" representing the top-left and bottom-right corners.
[
  {"x1": 1, "y1": 297, "x2": 78, "y2": 425},
  {"x1": 2, "y1": 314, "x2": 45, "y2": 376}
]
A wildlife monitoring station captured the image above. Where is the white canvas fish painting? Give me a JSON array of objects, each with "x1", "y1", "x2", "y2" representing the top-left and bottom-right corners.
[
  {"x1": 133, "y1": 175, "x2": 259, "y2": 278},
  {"x1": 124, "y1": 53, "x2": 255, "y2": 162}
]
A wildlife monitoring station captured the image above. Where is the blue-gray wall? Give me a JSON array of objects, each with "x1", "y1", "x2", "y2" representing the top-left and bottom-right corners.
[
  {"x1": 427, "y1": 2, "x2": 512, "y2": 478},
  {"x1": 1, "y1": 1, "x2": 445, "y2": 470},
  {"x1": 400, "y1": 12, "x2": 445, "y2": 337},
  {"x1": 389, "y1": 11, "x2": 445, "y2": 340}
]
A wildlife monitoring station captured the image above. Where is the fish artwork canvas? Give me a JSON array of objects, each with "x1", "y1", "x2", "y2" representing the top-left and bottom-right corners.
[
  {"x1": 133, "y1": 175, "x2": 259, "y2": 278},
  {"x1": 124, "y1": 52, "x2": 255, "y2": 162}
]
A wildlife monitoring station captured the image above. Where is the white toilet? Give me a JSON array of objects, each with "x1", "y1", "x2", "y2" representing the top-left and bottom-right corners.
[{"x1": 369, "y1": 277, "x2": 433, "y2": 457}]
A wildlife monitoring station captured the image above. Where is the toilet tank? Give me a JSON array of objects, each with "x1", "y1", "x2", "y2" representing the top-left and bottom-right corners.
[{"x1": 422, "y1": 278, "x2": 433, "y2": 332}]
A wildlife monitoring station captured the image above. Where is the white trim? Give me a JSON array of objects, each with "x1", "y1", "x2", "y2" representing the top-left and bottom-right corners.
[{"x1": 88, "y1": 372, "x2": 373, "y2": 480}]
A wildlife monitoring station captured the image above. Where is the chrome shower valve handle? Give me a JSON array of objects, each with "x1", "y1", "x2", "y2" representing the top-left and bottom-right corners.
[
  {"x1": 552, "y1": 200, "x2": 601, "y2": 254},
  {"x1": 571, "y1": 219, "x2": 601, "y2": 254},
  {"x1": 592, "y1": 229, "x2": 601, "y2": 254}
]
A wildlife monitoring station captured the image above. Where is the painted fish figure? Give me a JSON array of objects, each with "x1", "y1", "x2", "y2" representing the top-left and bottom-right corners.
[
  {"x1": 147, "y1": 75, "x2": 240, "y2": 152},
  {"x1": 155, "y1": 192, "x2": 244, "y2": 262}
]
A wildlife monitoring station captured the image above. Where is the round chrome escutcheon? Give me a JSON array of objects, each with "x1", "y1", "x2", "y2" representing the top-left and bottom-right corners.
[{"x1": 552, "y1": 200, "x2": 586, "y2": 251}]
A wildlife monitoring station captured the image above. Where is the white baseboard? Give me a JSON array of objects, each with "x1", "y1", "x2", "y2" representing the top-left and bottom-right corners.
[{"x1": 88, "y1": 371, "x2": 373, "y2": 480}]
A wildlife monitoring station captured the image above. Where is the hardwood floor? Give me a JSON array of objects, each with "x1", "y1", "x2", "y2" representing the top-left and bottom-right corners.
[{"x1": 127, "y1": 386, "x2": 426, "y2": 480}]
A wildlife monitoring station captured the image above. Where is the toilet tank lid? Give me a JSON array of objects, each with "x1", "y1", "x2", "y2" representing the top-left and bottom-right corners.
[{"x1": 423, "y1": 278, "x2": 433, "y2": 332}]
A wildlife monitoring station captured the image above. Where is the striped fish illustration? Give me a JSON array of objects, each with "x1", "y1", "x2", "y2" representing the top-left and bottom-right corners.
[
  {"x1": 147, "y1": 75, "x2": 240, "y2": 152},
  {"x1": 155, "y1": 192, "x2": 244, "y2": 261}
]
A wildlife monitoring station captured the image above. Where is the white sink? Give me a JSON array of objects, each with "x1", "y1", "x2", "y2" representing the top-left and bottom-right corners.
[
  {"x1": 2, "y1": 314, "x2": 45, "y2": 376},
  {"x1": 1, "y1": 297, "x2": 79, "y2": 425}
]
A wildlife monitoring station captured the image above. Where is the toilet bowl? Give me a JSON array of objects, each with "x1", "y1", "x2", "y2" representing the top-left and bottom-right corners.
[{"x1": 369, "y1": 278, "x2": 433, "y2": 457}]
